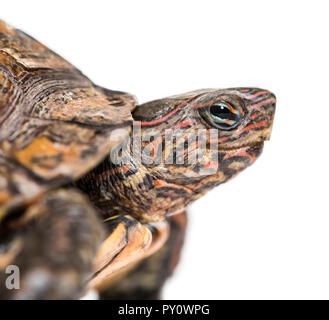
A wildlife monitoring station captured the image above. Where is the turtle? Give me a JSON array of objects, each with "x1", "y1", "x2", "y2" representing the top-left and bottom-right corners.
[{"x1": 0, "y1": 20, "x2": 276, "y2": 299}]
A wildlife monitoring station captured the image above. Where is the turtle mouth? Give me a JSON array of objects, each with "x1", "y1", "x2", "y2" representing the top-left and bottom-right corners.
[
  {"x1": 219, "y1": 140, "x2": 265, "y2": 152},
  {"x1": 218, "y1": 126, "x2": 272, "y2": 151}
]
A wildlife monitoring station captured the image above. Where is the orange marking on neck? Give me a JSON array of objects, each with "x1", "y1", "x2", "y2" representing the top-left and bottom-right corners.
[
  {"x1": 154, "y1": 180, "x2": 194, "y2": 194},
  {"x1": 106, "y1": 164, "x2": 131, "y2": 176}
]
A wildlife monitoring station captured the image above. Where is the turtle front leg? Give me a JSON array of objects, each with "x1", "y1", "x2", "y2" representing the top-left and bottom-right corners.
[
  {"x1": 0, "y1": 191, "x2": 170, "y2": 299},
  {"x1": 88, "y1": 215, "x2": 169, "y2": 292},
  {"x1": 98, "y1": 212, "x2": 188, "y2": 299},
  {"x1": 0, "y1": 189, "x2": 105, "y2": 299}
]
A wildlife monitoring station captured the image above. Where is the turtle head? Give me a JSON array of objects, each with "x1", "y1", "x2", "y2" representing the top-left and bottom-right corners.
[
  {"x1": 130, "y1": 88, "x2": 276, "y2": 219},
  {"x1": 90, "y1": 88, "x2": 276, "y2": 222}
]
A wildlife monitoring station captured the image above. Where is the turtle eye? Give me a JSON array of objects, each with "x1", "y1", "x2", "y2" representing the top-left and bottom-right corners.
[{"x1": 201, "y1": 101, "x2": 241, "y2": 130}]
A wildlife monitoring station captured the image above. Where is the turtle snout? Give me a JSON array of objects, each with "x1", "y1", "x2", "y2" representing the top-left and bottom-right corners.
[
  {"x1": 264, "y1": 93, "x2": 276, "y2": 140},
  {"x1": 264, "y1": 91, "x2": 276, "y2": 117},
  {"x1": 248, "y1": 90, "x2": 276, "y2": 136}
]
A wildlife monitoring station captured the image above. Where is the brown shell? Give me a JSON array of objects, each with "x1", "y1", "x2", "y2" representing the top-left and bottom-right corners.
[{"x1": 0, "y1": 20, "x2": 136, "y2": 216}]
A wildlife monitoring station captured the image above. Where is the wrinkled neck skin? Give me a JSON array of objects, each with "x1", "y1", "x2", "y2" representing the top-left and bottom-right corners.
[
  {"x1": 78, "y1": 129, "x2": 263, "y2": 222},
  {"x1": 77, "y1": 88, "x2": 275, "y2": 222}
]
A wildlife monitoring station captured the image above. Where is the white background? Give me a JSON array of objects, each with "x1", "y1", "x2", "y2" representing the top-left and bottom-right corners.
[{"x1": 1, "y1": 0, "x2": 328, "y2": 299}]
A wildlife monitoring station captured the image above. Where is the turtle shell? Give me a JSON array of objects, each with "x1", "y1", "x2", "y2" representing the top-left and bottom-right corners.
[{"x1": 0, "y1": 20, "x2": 136, "y2": 219}]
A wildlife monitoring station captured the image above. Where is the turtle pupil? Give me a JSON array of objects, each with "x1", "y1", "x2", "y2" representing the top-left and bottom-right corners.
[
  {"x1": 208, "y1": 102, "x2": 240, "y2": 129},
  {"x1": 210, "y1": 104, "x2": 231, "y2": 117}
]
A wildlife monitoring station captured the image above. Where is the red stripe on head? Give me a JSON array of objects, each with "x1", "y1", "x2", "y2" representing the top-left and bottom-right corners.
[
  {"x1": 240, "y1": 120, "x2": 268, "y2": 133},
  {"x1": 171, "y1": 119, "x2": 195, "y2": 129},
  {"x1": 141, "y1": 96, "x2": 196, "y2": 126},
  {"x1": 250, "y1": 112, "x2": 261, "y2": 119},
  {"x1": 248, "y1": 97, "x2": 276, "y2": 110},
  {"x1": 244, "y1": 90, "x2": 270, "y2": 99}
]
